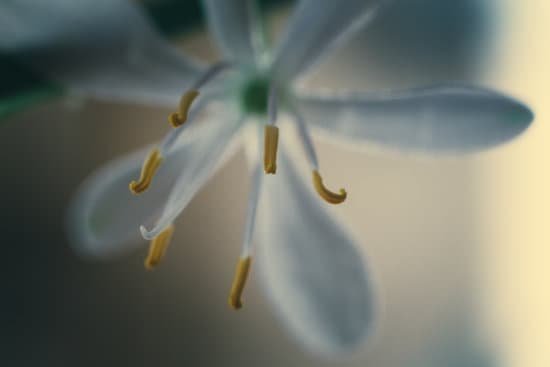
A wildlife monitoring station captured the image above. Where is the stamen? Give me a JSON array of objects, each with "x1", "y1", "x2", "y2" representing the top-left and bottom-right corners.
[
  {"x1": 168, "y1": 61, "x2": 232, "y2": 128},
  {"x1": 263, "y1": 125, "x2": 279, "y2": 174},
  {"x1": 312, "y1": 170, "x2": 347, "y2": 204},
  {"x1": 168, "y1": 90, "x2": 200, "y2": 127},
  {"x1": 228, "y1": 256, "x2": 252, "y2": 310},
  {"x1": 144, "y1": 225, "x2": 175, "y2": 270},
  {"x1": 129, "y1": 148, "x2": 163, "y2": 194}
]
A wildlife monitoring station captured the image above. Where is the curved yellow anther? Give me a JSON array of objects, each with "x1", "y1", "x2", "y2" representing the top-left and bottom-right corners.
[
  {"x1": 129, "y1": 148, "x2": 163, "y2": 194},
  {"x1": 312, "y1": 170, "x2": 347, "y2": 204},
  {"x1": 228, "y1": 256, "x2": 252, "y2": 310},
  {"x1": 264, "y1": 125, "x2": 279, "y2": 174},
  {"x1": 144, "y1": 225, "x2": 175, "y2": 270},
  {"x1": 169, "y1": 90, "x2": 200, "y2": 127}
]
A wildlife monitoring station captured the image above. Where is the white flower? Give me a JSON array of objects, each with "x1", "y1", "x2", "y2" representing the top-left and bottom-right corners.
[{"x1": 2, "y1": 0, "x2": 533, "y2": 356}]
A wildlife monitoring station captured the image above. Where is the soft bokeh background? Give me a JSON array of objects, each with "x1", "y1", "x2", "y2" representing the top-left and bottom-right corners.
[{"x1": 1, "y1": 0, "x2": 548, "y2": 366}]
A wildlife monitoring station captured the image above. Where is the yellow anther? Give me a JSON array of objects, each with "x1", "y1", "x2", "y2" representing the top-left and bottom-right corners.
[
  {"x1": 169, "y1": 90, "x2": 200, "y2": 127},
  {"x1": 129, "y1": 148, "x2": 163, "y2": 195},
  {"x1": 312, "y1": 170, "x2": 347, "y2": 204},
  {"x1": 263, "y1": 125, "x2": 279, "y2": 174},
  {"x1": 144, "y1": 225, "x2": 175, "y2": 270},
  {"x1": 228, "y1": 256, "x2": 252, "y2": 310}
]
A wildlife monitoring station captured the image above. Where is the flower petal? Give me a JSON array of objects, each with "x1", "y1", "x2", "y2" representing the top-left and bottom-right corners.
[
  {"x1": 295, "y1": 85, "x2": 533, "y2": 153},
  {"x1": 0, "y1": 0, "x2": 203, "y2": 106},
  {"x1": 67, "y1": 100, "x2": 241, "y2": 258},
  {"x1": 255, "y1": 137, "x2": 374, "y2": 355},
  {"x1": 270, "y1": 0, "x2": 383, "y2": 82},
  {"x1": 203, "y1": 0, "x2": 266, "y2": 67},
  {"x1": 140, "y1": 103, "x2": 244, "y2": 240}
]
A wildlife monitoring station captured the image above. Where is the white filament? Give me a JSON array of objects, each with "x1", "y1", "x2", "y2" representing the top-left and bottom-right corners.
[
  {"x1": 191, "y1": 60, "x2": 233, "y2": 90},
  {"x1": 268, "y1": 84, "x2": 278, "y2": 125},
  {"x1": 240, "y1": 159, "x2": 263, "y2": 257},
  {"x1": 290, "y1": 102, "x2": 319, "y2": 170}
]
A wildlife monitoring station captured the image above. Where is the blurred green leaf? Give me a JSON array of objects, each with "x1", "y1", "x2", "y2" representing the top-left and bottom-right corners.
[{"x1": 0, "y1": 55, "x2": 62, "y2": 120}]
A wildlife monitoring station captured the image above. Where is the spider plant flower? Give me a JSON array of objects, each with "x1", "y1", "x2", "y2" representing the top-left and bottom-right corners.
[{"x1": 2, "y1": 0, "x2": 533, "y2": 355}]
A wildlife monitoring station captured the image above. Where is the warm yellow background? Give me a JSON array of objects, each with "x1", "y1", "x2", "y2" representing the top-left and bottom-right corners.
[{"x1": 479, "y1": 1, "x2": 549, "y2": 366}]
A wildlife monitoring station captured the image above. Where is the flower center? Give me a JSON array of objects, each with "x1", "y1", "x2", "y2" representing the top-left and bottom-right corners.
[
  {"x1": 240, "y1": 77, "x2": 270, "y2": 115},
  {"x1": 126, "y1": 62, "x2": 347, "y2": 308}
]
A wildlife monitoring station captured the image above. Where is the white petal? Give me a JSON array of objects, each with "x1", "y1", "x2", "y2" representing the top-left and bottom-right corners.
[
  {"x1": 270, "y1": 0, "x2": 383, "y2": 82},
  {"x1": 67, "y1": 101, "x2": 240, "y2": 258},
  {"x1": 295, "y1": 85, "x2": 533, "y2": 153},
  {"x1": 256, "y1": 140, "x2": 374, "y2": 355},
  {"x1": 140, "y1": 104, "x2": 244, "y2": 240},
  {"x1": 67, "y1": 145, "x2": 183, "y2": 259},
  {"x1": 203, "y1": 0, "x2": 266, "y2": 67},
  {"x1": 0, "y1": 0, "x2": 203, "y2": 106}
]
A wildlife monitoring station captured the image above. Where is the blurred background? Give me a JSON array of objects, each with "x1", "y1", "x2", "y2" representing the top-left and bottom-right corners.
[{"x1": 1, "y1": 0, "x2": 548, "y2": 366}]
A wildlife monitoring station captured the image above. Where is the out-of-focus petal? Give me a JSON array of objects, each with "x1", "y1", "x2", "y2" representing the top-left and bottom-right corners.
[
  {"x1": 67, "y1": 100, "x2": 241, "y2": 258},
  {"x1": 255, "y1": 136, "x2": 374, "y2": 355},
  {"x1": 270, "y1": 0, "x2": 384, "y2": 82},
  {"x1": 203, "y1": 0, "x2": 266, "y2": 67},
  {"x1": 0, "y1": 0, "x2": 203, "y2": 106},
  {"x1": 295, "y1": 85, "x2": 533, "y2": 153},
  {"x1": 140, "y1": 103, "x2": 244, "y2": 240}
]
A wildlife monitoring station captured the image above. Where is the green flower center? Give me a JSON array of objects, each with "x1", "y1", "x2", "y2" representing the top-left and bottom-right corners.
[{"x1": 240, "y1": 77, "x2": 270, "y2": 115}]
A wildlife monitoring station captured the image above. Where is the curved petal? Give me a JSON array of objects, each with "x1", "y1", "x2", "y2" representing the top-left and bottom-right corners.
[
  {"x1": 0, "y1": 0, "x2": 203, "y2": 106},
  {"x1": 295, "y1": 85, "x2": 534, "y2": 153},
  {"x1": 255, "y1": 138, "x2": 374, "y2": 355},
  {"x1": 67, "y1": 100, "x2": 241, "y2": 258},
  {"x1": 202, "y1": 0, "x2": 266, "y2": 67},
  {"x1": 270, "y1": 0, "x2": 384, "y2": 82},
  {"x1": 140, "y1": 103, "x2": 244, "y2": 240}
]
